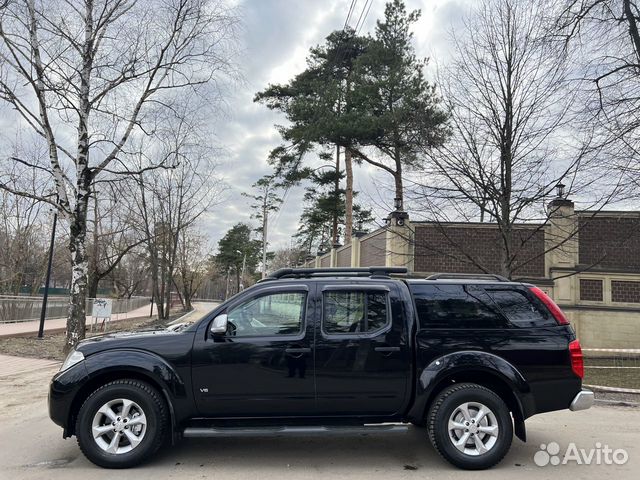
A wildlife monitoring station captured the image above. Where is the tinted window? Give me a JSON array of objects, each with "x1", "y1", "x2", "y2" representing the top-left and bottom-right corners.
[
  {"x1": 323, "y1": 291, "x2": 389, "y2": 334},
  {"x1": 487, "y1": 289, "x2": 555, "y2": 327},
  {"x1": 412, "y1": 284, "x2": 506, "y2": 328},
  {"x1": 226, "y1": 292, "x2": 306, "y2": 336}
]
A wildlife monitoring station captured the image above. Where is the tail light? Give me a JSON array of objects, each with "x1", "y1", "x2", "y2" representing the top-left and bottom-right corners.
[
  {"x1": 528, "y1": 286, "x2": 569, "y2": 325},
  {"x1": 569, "y1": 339, "x2": 584, "y2": 378}
]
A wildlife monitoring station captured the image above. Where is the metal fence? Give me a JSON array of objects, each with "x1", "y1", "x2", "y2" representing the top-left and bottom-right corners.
[
  {"x1": 583, "y1": 348, "x2": 640, "y2": 392},
  {"x1": 0, "y1": 295, "x2": 151, "y2": 323}
]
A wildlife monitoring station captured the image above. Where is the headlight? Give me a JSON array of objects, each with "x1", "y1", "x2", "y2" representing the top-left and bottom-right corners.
[{"x1": 60, "y1": 350, "x2": 85, "y2": 372}]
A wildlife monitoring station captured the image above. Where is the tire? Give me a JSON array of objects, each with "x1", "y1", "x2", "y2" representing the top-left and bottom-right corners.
[
  {"x1": 427, "y1": 383, "x2": 513, "y2": 470},
  {"x1": 75, "y1": 379, "x2": 168, "y2": 468}
]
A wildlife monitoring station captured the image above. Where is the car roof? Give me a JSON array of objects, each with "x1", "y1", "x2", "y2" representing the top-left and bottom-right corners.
[{"x1": 258, "y1": 276, "x2": 526, "y2": 287}]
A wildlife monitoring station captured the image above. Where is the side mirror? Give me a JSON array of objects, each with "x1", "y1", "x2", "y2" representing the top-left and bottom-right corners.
[{"x1": 210, "y1": 314, "x2": 228, "y2": 335}]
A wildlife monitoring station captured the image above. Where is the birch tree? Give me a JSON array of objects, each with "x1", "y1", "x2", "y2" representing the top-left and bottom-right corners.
[{"x1": 0, "y1": 0, "x2": 238, "y2": 350}]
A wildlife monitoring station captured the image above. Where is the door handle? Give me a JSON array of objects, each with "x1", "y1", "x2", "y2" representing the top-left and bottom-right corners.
[
  {"x1": 374, "y1": 346, "x2": 400, "y2": 353},
  {"x1": 285, "y1": 347, "x2": 311, "y2": 354}
]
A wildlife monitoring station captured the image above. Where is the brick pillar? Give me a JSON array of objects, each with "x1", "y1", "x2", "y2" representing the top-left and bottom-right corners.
[
  {"x1": 330, "y1": 244, "x2": 340, "y2": 267},
  {"x1": 385, "y1": 211, "x2": 413, "y2": 272},
  {"x1": 350, "y1": 231, "x2": 365, "y2": 267},
  {"x1": 546, "y1": 197, "x2": 578, "y2": 303}
]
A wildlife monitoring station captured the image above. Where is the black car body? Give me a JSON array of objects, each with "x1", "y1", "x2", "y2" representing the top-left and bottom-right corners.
[{"x1": 49, "y1": 267, "x2": 592, "y2": 470}]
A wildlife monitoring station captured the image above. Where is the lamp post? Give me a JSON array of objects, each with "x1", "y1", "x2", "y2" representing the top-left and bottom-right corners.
[
  {"x1": 236, "y1": 250, "x2": 247, "y2": 291},
  {"x1": 37, "y1": 196, "x2": 58, "y2": 339},
  {"x1": 225, "y1": 266, "x2": 231, "y2": 299}
]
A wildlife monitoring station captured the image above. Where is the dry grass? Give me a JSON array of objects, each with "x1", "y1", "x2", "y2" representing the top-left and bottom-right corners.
[{"x1": 0, "y1": 315, "x2": 180, "y2": 361}]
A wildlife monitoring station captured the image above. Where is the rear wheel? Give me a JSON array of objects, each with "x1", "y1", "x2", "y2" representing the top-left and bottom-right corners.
[
  {"x1": 76, "y1": 379, "x2": 168, "y2": 468},
  {"x1": 427, "y1": 383, "x2": 513, "y2": 470}
]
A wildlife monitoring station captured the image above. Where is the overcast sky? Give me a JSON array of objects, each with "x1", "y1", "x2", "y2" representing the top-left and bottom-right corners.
[{"x1": 204, "y1": 0, "x2": 472, "y2": 250}]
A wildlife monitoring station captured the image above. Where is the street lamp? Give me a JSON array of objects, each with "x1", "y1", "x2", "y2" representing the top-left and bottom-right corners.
[
  {"x1": 38, "y1": 195, "x2": 59, "y2": 339},
  {"x1": 236, "y1": 250, "x2": 247, "y2": 291}
]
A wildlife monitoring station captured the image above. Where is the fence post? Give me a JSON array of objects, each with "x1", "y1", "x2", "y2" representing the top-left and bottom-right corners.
[
  {"x1": 351, "y1": 231, "x2": 364, "y2": 267},
  {"x1": 385, "y1": 210, "x2": 413, "y2": 272},
  {"x1": 546, "y1": 196, "x2": 578, "y2": 304},
  {"x1": 330, "y1": 244, "x2": 340, "y2": 267}
]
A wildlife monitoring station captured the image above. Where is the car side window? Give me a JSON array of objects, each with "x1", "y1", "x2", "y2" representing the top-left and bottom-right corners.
[
  {"x1": 323, "y1": 290, "x2": 390, "y2": 335},
  {"x1": 486, "y1": 288, "x2": 555, "y2": 327},
  {"x1": 226, "y1": 291, "x2": 306, "y2": 337},
  {"x1": 412, "y1": 284, "x2": 506, "y2": 328}
]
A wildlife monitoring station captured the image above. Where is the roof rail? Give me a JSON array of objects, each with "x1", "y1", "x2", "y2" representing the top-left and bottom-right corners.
[
  {"x1": 426, "y1": 273, "x2": 510, "y2": 282},
  {"x1": 264, "y1": 266, "x2": 408, "y2": 281}
]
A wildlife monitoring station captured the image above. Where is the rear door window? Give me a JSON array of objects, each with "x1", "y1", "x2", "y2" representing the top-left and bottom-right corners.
[
  {"x1": 485, "y1": 288, "x2": 555, "y2": 327},
  {"x1": 411, "y1": 284, "x2": 507, "y2": 328},
  {"x1": 323, "y1": 290, "x2": 390, "y2": 335}
]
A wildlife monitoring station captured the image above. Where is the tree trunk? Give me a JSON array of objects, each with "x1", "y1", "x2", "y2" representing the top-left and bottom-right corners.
[
  {"x1": 262, "y1": 201, "x2": 268, "y2": 278},
  {"x1": 344, "y1": 148, "x2": 354, "y2": 243},
  {"x1": 499, "y1": 223, "x2": 513, "y2": 279},
  {"x1": 64, "y1": 190, "x2": 90, "y2": 353},
  {"x1": 332, "y1": 145, "x2": 341, "y2": 245},
  {"x1": 163, "y1": 275, "x2": 172, "y2": 320},
  {"x1": 87, "y1": 275, "x2": 99, "y2": 299},
  {"x1": 64, "y1": 0, "x2": 93, "y2": 353},
  {"x1": 394, "y1": 150, "x2": 404, "y2": 210}
]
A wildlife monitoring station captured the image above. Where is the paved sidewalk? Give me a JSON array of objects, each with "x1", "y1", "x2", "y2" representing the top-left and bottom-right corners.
[
  {"x1": 169, "y1": 301, "x2": 218, "y2": 325},
  {"x1": 0, "y1": 354, "x2": 60, "y2": 378},
  {"x1": 0, "y1": 304, "x2": 154, "y2": 338}
]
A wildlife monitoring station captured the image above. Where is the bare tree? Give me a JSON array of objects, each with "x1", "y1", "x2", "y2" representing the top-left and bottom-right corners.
[
  {"x1": 0, "y1": 0, "x2": 238, "y2": 350},
  {"x1": 557, "y1": 0, "x2": 640, "y2": 196},
  {"x1": 173, "y1": 227, "x2": 210, "y2": 311},
  {"x1": 128, "y1": 101, "x2": 225, "y2": 320},
  {"x1": 87, "y1": 181, "x2": 146, "y2": 298},
  {"x1": 109, "y1": 248, "x2": 149, "y2": 299},
  {"x1": 267, "y1": 246, "x2": 307, "y2": 272},
  {"x1": 0, "y1": 171, "x2": 48, "y2": 294},
  {"x1": 408, "y1": 0, "x2": 612, "y2": 278}
]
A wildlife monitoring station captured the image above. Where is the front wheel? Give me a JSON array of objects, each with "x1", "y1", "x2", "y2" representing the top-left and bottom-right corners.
[
  {"x1": 427, "y1": 383, "x2": 513, "y2": 470},
  {"x1": 75, "y1": 379, "x2": 168, "y2": 468}
]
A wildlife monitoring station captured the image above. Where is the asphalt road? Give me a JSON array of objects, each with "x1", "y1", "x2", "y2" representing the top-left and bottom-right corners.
[{"x1": 0, "y1": 360, "x2": 638, "y2": 480}]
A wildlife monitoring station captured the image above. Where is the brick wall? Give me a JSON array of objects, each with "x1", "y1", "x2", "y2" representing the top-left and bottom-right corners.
[
  {"x1": 578, "y1": 216, "x2": 640, "y2": 272},
  {"x1": 360, "y1": 232, "x2": 386, "y2": 267},
  {"x1": 580, "y1": 279, "x2": 603, "y2": 301},
  {"x1": 413, "y1": 223, "x2": 545, "y2": 277},
  {"x1": 336, "y1": 246, "x2": 351, "y2": 267},
  {"x1": 611, "y1": 280, "x2": 640, "y2": 303}
]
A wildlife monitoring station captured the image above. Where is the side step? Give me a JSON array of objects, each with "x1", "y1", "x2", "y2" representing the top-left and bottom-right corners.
[{"x1": 183, "y1": 424, "x2": 409, "y2": 438}]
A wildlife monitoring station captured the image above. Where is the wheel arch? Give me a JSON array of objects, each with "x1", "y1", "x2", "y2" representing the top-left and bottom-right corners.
[
  {"x1": 66, "y1": 350, "x2": 182, "y2": 440},
  {"x1": 408, "y1": 351, "x2": 532, "y2": 441}
]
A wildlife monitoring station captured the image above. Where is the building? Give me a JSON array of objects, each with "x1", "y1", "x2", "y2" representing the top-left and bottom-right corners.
[{"x1": 305, "y1": 197, "x2": 640, "y2": 349}]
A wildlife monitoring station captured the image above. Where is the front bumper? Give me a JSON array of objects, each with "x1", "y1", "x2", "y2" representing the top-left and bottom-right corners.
[
  {"x1": 569, "y1": 389, "x2": 594, "y2": 411},
  {"x1": 48, "y1": 361, "x2": 89, "y2": 434}
]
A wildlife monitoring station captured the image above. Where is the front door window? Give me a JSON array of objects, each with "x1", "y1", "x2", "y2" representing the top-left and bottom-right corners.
[{"x1": 226, "y1": 292, "x2": 306, "y2": 337}]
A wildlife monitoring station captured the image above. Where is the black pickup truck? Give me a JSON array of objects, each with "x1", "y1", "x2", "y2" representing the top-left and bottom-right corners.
[{"x1": 49, "y1": 267, "x2": 593, "y2": 470}]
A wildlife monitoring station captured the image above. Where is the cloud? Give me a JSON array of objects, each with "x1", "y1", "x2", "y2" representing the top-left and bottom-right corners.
[{"x1": 191, "y1": 0, "x2": 473, "y2": 250}]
